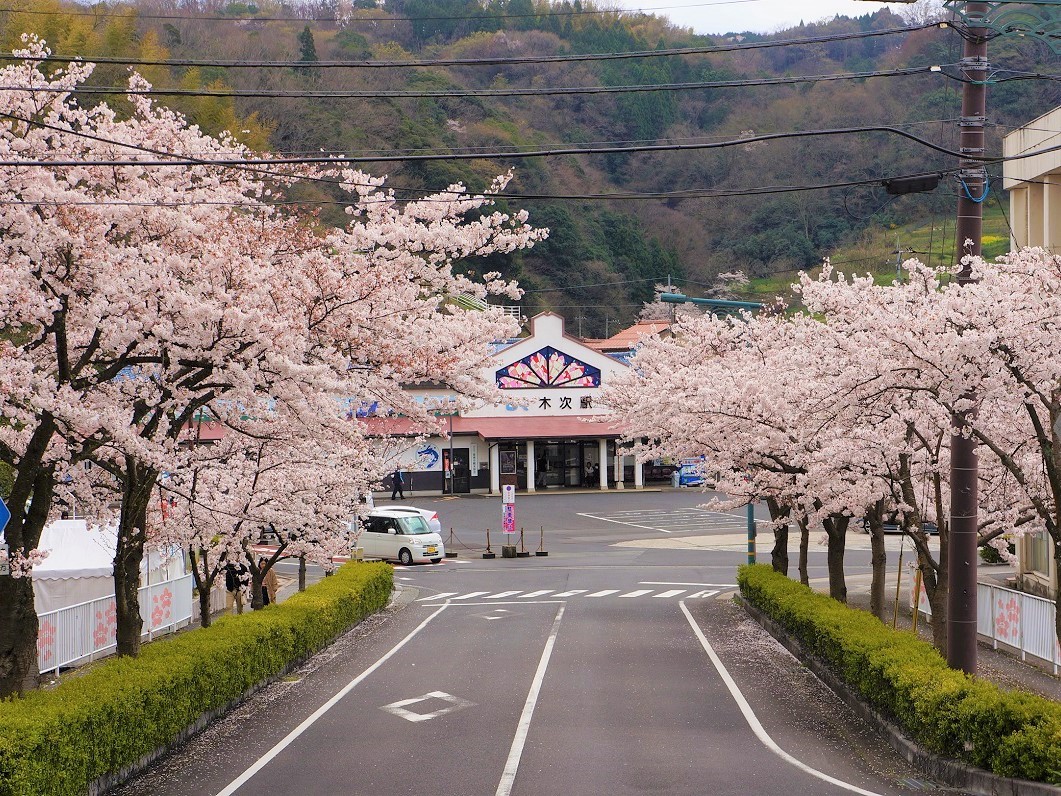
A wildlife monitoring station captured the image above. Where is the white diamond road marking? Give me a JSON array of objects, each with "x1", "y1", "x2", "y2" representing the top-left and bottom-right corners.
[
  {"x1": 449, "y1": 591, "x2": 489, "y2": 600},
  {"x1": 619, "y1": 589, "x2": 653, "y2": 598},
  {"x1": 553, "y1": 589, "x2": 588, "y2": 597},
  {"x1": 654, "y1": 589, "x2": 686, "y2": 599},
  {"x1": 485, "y1": 591, "x2": 522, "y2": 599},
  {"x1": 381, "y1": 691, "x2": 475, "y2": 723},
  {"x1": 586, "y1": 589, "x2": 620, "y2": 597},
  {"x1": 417, "y1": 592, "x2": 458, "y2": 602},
  {"x1": 518, "y1": 590, "x2": 552, "y2": 598}
]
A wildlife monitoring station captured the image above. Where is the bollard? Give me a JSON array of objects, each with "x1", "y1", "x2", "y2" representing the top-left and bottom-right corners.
[
  {"x1": 482, "y1": 528, "x2": 496, "y2": 559},
  {"x1": 535, "y1": 525, "x2": 548, "y2": 556},
  {"x1": 516, "y1": 527, "x2": 531, "y2": 557},
  {"x1": 446, "y1": 527, "x2": 458, "y2": 558}
]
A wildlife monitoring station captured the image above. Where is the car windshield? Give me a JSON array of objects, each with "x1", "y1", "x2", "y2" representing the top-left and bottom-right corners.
[{"x1": 397, "y1": 516, "x2": 431, "y2": 535}]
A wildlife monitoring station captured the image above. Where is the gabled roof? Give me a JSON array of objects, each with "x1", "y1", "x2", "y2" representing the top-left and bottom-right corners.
[{"x1": 592, "y1": 319, "x2": 672, "y2": 351}]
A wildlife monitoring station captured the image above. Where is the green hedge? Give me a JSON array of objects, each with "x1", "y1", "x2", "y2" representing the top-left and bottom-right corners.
[
  {"x1": 737, "y1": 564, "x2": 1061, "y2": 785},
  {"x1": 0, "y1": 562, "x2": 393, "y2": 796}
]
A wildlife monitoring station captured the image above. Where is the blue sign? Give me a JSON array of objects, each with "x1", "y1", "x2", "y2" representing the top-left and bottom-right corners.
[{"x1": 0, "y1": 497, "x2": 9, "y2": 533}]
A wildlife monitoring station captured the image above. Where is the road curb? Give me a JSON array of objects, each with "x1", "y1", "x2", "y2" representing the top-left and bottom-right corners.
[{"x1": 736, "y1": 595, "x2": 1061, "y2": 796}]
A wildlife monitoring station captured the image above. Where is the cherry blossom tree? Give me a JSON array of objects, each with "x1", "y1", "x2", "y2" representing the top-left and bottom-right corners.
[{"x1": 0, "y1": 38, "x2": 543, "y2": 694}]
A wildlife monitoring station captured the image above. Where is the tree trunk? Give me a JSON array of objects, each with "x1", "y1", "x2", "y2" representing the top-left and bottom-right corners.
[
  {"x1": 190, "y1": 548, "x2": 213, "y2": 629},
  {"x1": 0, "y1": 419, "x2": 56, "y2": 696},
  {"x1": 113, "y1": 459, "x2": 157, "y2": 657},
  {"x1": 249, "y1": 570, "x2": 265, "y2": 610},
  {"x1": 0, "y1": 576, "x2": 40, "y2": 698},
  {"x1": 869, "y1": 523, "x2": 887, "y2": 621},
  {"x1": 823, "y1": 515, "x2": 849, "y2": 603},
  {"x1": 765, "y1": 497, "x2": 789, "y2": 575},
  {"x1": 798, "y1": 517, "x2": 810, "y2": 586},
  {"x1": 865, "y1": 501, "x2": 888, "y2": 620},
  {"x1": 299, "y1": 555, "x2": 307, "y2": 591}
]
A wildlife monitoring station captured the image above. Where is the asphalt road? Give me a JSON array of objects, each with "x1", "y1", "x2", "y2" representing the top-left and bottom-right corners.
[{"x1": 113, "y1": 490, "x2": 959, "y2": 796}]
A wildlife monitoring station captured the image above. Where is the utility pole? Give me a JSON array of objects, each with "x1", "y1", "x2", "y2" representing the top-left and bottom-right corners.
[{"x1": 948, "y1": 1, "x2": 989, "y2": 676}]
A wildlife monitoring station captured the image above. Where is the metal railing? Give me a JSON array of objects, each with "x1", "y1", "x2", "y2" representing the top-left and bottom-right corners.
[
  {"x1": 36, "y1": 574, "x2": 193, "y2": 675},
  {"x1": 915, "y1": 579, "x2": 1060, "y2": 674}
]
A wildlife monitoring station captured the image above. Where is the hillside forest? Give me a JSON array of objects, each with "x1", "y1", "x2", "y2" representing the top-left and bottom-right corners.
[{"x1": 2, "y1": 0, "x2": 1058, "y2": 335}]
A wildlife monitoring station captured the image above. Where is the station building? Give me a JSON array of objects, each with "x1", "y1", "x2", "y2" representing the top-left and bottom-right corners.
[{"x1": 365, "y1": 312, "x2": 669, "y2": 496}]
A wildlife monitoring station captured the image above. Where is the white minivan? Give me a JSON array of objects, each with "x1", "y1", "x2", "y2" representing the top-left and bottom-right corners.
[{"x1": 357, "y1": 508, "x2": 445, "y2": 565}]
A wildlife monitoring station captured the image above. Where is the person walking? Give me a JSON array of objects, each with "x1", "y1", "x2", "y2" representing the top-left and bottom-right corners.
[
  {"x1": 390, "y1": 467, "x2": 405, "y2": 500},
  {"x1": 260, "y1": 557, "x2": 280, "y2": 606}
]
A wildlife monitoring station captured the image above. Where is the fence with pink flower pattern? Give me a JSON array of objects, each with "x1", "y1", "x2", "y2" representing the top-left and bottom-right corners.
[
  {"x1": 914, "y1": 580, "x2": 1059, "y2": 675},
  {"x1": 36, "y1": 574, "x2": 193, "y2": 674}
]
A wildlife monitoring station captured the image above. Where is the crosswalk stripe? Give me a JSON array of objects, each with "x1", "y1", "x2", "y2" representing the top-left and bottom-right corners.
[
  {"x1": 619, "y1": 589, "x2": 653, "y2": 598},
  {"x1": 450, "y1": 591, "x2": 490, "y2": 600},
  {"x1": 686, "y1": 589, "x2": 719, "y2": 599},
  {"x1": 484, "y1": 591, "x2": 522, "y2": 599},
  {"x1": 586, "y1": 589, "x2": 620, "y2": 597},
  {"x1": 553, "y1": 589, "x2": 588, "y2": 597},
  {"x1": 654, "y1": 589, "x2": 687, "y2": 598},
  {"x1": 417, "y1": 592, "x2": 458, "y2": 601},
  {"x1": 519, "y1": 590, "x2": 553, "y2": 598}
]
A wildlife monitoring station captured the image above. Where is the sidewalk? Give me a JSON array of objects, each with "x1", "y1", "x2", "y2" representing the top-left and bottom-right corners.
[{"x1": 818, "y1": 571, "x2": 1061, "y2": 702}]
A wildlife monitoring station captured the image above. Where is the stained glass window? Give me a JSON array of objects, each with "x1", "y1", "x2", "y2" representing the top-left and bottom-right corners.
[{"x1": 496, "y1": 347, "x2": 601, "y2": 389}]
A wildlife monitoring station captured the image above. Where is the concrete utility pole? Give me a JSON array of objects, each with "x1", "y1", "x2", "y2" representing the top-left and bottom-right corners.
[{"x1": 948, "y1": 1, "x2": 989, "y2": 675}]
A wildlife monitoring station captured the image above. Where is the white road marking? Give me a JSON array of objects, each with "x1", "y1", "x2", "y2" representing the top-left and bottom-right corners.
[
  {"x1": 653, "y1": 589, "x2": 687, "y2": 599},
  {"x1": 417, "y1": 592, "x2": 458, "y2": 601},
  {"x1": 484, "y1": 591, "x2": 522, "y2": 599},
  {"x1": 576, "y1": 513, "x2": 671, "y2": 533},
  {"x1": 214, "y1": 604, "x2": 448, "y2": 796},
  {"x1": 381, "y1": 691, "x2": 474, "y2": 723},
  {"x1": 552, "y1": 589, "x2": 588, "y2": 597},
  {"x1": 679, "y1": 601, "x2": 885, "y2": 796},
  {"x1": 639, "y1": 581, "x2": 735, "y2": 587},
  {"x1": 586, "y1": 589, "x2": 620, "y2": 597},
  {"x1": 421, "y1": 600, "x2": 564, "y2": 607},
  {"x1": 619, "y1": 589, "x2": 653, "y2": 598},
  {"x1": 518, "y1": 590, "x2": 553, "y2": 598},
  {"x1": 686, "y1": 590, "x2": 719, "y2": 599},
  {"x1": 495, "y1": 604, "x2": 565, "y2": 796},
  {"x1": 449, "y1": 591, "x2": 490, "y2": 600}
]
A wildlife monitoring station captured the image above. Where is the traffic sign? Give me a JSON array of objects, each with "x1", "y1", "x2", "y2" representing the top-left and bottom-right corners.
[
  {"x1": 0, "y1": 496, "x2": 9, "y2": 533},
  {"x1": 502, "y1": 503, "x2": 516, "y2": 534}
]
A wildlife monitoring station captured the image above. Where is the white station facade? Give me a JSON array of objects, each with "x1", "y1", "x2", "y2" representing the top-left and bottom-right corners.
[{"x1": 370, "y1": 312, "x2": 648, "y2": 495}]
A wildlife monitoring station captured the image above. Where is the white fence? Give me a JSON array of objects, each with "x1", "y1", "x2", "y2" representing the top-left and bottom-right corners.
[
  {"x1": 37, "y1": 574, "x2": 194, "y2": 674},
  {"x1": 914, "y1": 579, "x2": 1060, "y2": 674}
]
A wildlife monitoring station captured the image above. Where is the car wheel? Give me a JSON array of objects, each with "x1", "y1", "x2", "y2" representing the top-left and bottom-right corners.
[
  {"x1": 430, "y1": 557, "x2": 442, "y2": 564},
  {"x1": 398, "y1": 548, "x2": 414, "y2": 566}
]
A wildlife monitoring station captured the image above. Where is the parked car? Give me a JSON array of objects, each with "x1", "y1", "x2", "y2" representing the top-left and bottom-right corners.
[
  {"x1": 671, "y1": 462, "x2": 704, "y2": 488},
  {"x1": 356, "y1": 507, "x2": 445, "y2": 564},
  {"x1": 861, "y1": 515, "x2": 938, "y2": 534},
  {"x1": 381, "y1": 505, "x2": 442, "y2": 535}
]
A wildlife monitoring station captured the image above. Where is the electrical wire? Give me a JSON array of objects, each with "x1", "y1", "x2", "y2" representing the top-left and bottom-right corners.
[
  {"x1": 3, "y1": 22, "x2": 941, "y2": 70},
  {"x1": 16, "y1": 65, "x2": 942, "y2": 100},
  {"x1": 0, "y1": 0, "x2": 763, "y2": 25}
]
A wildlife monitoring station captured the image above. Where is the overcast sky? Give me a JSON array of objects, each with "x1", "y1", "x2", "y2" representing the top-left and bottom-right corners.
[{"x1": 608, "y1": 1, "x2": 917, "y2": 36}]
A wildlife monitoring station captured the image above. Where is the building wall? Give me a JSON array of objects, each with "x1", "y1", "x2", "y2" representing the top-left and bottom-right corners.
[{"x1": 1003, "y1": 106, "x2": 1061, "y2": 253}]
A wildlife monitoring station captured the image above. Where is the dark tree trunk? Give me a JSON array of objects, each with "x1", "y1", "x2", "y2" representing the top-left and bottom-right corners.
[
  {"x1": 298, "y1": 555, "x2": 307, "y2": 592},
  {"x1": 190, "y1": 548, "x2": 213, "y2": 629},
  {"x1": 765, "y1": 497, "x2": 789, "y2": 576},
  {"x1": 0, "y1": 420, "x2": 56, "y2": 696},
  {"x1": 864, "y1": 501, "x2": 888, "y2": 620},
  {"x1": 0, "y1": 576, "x2": 40, "y2": 698},
  {"x1": 249, "y1": 570, "x2": 265, "y2": 610},
  {"x1": 798, "y1": 517, "x2": 810, "y2": 586},
  {"x1": 823, "y1": 515, "x2": 849, "y2": 603},
  {"x1": 113, "y1": 460, "x2": 157, "y2": 657}
]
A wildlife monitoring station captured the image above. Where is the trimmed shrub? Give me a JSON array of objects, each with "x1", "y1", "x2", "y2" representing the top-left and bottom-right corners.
[
  {"x1": 0, "y1": 562, "x2": 392, "y2": 796},
  {"x1": 738, "y1": 564, "x2": 1061, "y2": 785}
]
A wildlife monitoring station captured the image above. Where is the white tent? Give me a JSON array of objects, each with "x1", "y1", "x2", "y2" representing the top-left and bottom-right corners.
[{"x1": 29, "y1": 519, "x2": 184, "y2": 614}]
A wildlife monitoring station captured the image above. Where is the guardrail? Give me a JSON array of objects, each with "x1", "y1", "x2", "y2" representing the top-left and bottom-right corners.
[
  {"x1": 37, "y1": 574, "x2": 194, "y2": 675},
  {"x1": 914, "y1": 579, "x2": 1060, "y2": 674}
]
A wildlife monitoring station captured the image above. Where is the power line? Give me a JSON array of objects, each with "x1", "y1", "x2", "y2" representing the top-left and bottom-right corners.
[
  {"x1": 0, "y1": 0, "x2": 762, "y2": 25},
  {"x1": 1, "y1": 124, "x2": 1052, "y2": 167},
  {"x1": 6, "y1": 21, "x2": 940, "y2": 70},
  {"x1": 27, "y1": 65, "x2": 945, "y2": 100}
]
